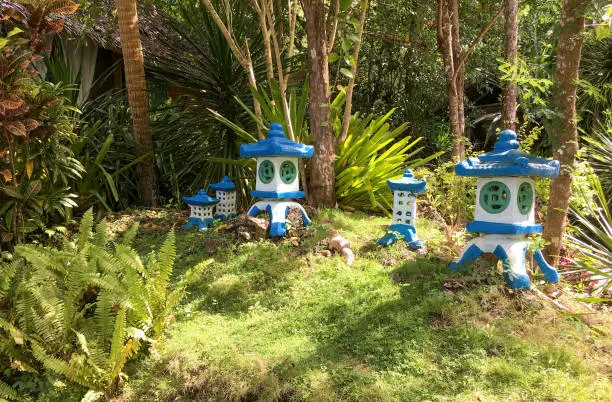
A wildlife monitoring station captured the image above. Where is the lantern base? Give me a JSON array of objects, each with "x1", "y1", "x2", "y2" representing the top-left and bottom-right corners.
[
  {"x1": 182, "y1": 217, "x2": 214, "y2": 231},
  {"x1": 214, "y1": 213, "x2": 237, "y2": 221},
  {"x1": 449, "y1": 234, "x2": 559, "y2": 289},
  {"x1": 247, "y1": 200, "x2": 310, "y2": 237},
  {"x1": 378, "y1": 224, "x2": 422, "y2": 248}
]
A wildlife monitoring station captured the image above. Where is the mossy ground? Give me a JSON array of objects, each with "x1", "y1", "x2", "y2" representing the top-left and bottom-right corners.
[{"x1": 110, "y1": 209, "x2": 610, "y2": 401}]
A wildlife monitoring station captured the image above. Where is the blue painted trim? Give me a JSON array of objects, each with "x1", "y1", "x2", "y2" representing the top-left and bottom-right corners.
[
  {"x1": 378, "y1": 224, "x2": 422, "y2": 249},
  {"x1": 240, "y1": 123, "x2": 314, "y2": 158},
  {"x1": 251, "y1": 190, "x2": 305, "y2": 199},
  {"x1": 209, "y1": 176, "x2": 236, "y2": 191},
  {"x1": 454, "y1": 130, "x2": 560, "y2": 178},
  {"x1": 449, "y1": 244, "x2": 484, "y2": 271},
  {"x1": 534, "y1": 249, "x2": 559, "y2": 283},
  {"x1": 378, "y1": 232, "x2": 399, "y2": 246},
  {"x1": 214, "y1": 213, "x2": 236, "y2": 220},
  {"x1": 387, "y1": 169, "x2": 427, "y2": 193},
  {"x1": 269, "y1": 222, "x2": 287, "y2": 237},
  {"x1": 494, "y1": 245, "x2": 531, "y2": 289},
  {"x1": 182, "y1": 190, "x2": 219, "y2": 206},
  {"x1": 466, "y1": 221, "x2": 542, "y2": 234},
  {"x1": 248, "y1": 205, "x2": 263, "y2": 217},
  {"x1": 181, "y1": 217, "x2": 213, "y2": 231},
  {"x1": 301, "y1": 209, "x2": 311, "y2": 226}
]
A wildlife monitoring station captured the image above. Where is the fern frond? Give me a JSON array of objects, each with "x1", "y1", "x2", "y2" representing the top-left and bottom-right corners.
[
  {"x1": 120, "y1": 222, "x2": 140, "y2": 246},
  {"x1": 155, "y1": 230, "x2": 176, "y2": 287},
  {"x1": 108, "y1": 307, "x2": 126, "y2": 369},
  {"x1": 92, "y1": 220, "x2": 109, "y2": 248},
  {"x1": 0, "y1": 379, "x2": 19, "y2": 400},
  {"x1": 77, "y1": 208, "x2": 94, "y2": 251},
  {"x1": 14, "y1": 244, "x2": 69, "y2": 275}
]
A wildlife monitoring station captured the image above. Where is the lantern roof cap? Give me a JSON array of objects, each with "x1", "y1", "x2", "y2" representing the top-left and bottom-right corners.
[
  {"x1": 454, "y1": 130, "x2": 560, "y2": 178},
  {"x1": 240, "y1": 123, "x2": 314, "y2": 158},
  {"x1": 387, "y1": 169, "x2": 427, "y2": 193},
  {"x1": 209, "y1": 176, "x2": 236, "y2": 191},
  {"x1": 182, "y1": 190, "x2": 219, "y2": 206}
]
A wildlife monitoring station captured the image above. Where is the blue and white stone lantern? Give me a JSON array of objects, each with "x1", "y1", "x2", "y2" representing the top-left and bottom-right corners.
[
  {"x1": 379, "y1": 169, "x2": 427, "y2": 248},
  {"x1": 182, "y1": 190, "x2": 219, "y2": 231},
  {"x1": 449, "y1": 130, "x2": 561, "y2": 289},
  {"x1": 240, "y1": 123, "x2": 314, "y2": 237},
  {"x1": 209, "y1": 176, "x2": 237, "y2": 220}
]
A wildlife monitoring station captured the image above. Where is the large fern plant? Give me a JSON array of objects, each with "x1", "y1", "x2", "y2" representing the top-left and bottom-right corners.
[{"x1": 0, "y1": 209, "x2": 204, "y2": 399}]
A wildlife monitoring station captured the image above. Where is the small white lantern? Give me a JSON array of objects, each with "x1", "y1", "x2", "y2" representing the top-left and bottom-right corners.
[
  {"x1": 449, "y1": 130, "x2": 561, "y2": 289},
  {"x1": 209, "y1": 176, "x2": 237, "y2": 220},
  {"x1": 181, "y1": 190, "x2": 219, "y2": 231},
  {"x1": 240, "y1": 123, "x2": 314, "y2": 237},
  {"x1": 379, "y1": 169, "x2": 427, "y2": 248}
]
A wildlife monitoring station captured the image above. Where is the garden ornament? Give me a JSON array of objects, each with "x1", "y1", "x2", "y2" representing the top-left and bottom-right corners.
[
  {"x1": 209, "y1": 176, "x2": 237, "y2": 220},
  {"x1": 182, "y1": 190, "x2": 219, "y2": 231},
  {"x1": 449, "y1": 129, "x2": 561, "y2": 289},
  {"x1": 379, "y1": 169, "x2": 427, "y2": 248},
  {"x1": 240, "y1": 123, "x2": 314, "y2": 237}
]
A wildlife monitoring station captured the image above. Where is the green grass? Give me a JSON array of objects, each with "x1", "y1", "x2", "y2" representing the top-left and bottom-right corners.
[{"x1": 116, "y1": 209, "x2": 610, "y2": 401}]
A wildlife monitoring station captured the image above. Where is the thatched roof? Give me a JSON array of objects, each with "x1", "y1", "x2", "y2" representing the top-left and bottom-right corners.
[{"x1": 0, "y1": 0, "x2": 186, "y2": 61}]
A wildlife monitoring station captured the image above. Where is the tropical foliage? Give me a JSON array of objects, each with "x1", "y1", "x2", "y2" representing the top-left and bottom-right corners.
[
  {"x1": 0, "y1": 209, "x2": 205, "y2": 399},
  {"x1": 0, "y1": 1, "x2": 82, "y2": 245}
]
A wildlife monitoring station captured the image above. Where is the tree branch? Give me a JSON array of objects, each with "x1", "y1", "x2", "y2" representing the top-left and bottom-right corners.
[{"x1": 451, "y1": 4, "x2": 505, "y2": 86}]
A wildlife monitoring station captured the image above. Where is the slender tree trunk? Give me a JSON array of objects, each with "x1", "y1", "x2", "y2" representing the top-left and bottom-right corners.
[
  {"x1": 338, "y1": 0, "x2": 369, "y2": 145},
  {"x1": 116, "y1": 0, "x2": 158, "y2": 206},
  {"x1": 501, "y1": 0, "x2": 519, "y2": 130},
  {"x1": 543, "y1": 0, "x2": 588, "y2": 265},
  {"x1": 303, "y1": 0, "x2": 335, "y2": 207},
  {"x1": 437, "y1": 0, "x2": 465, "y2": 162}
]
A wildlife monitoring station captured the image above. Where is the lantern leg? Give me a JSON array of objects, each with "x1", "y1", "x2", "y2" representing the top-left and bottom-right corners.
[
  {"x1": 494, "y1": 243, "x2": 531, "y2": 289},
  {"x1": 533, "y1": 249, "x2": 560, "y2": 283},
  {"x1": 449, "y1": 242, "x2": 484, "y2": 271}
]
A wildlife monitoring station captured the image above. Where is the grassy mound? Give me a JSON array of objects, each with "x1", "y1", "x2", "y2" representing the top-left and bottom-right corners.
[{"x1": 111, "y1": 209, "x2": 610, "y2": 401}]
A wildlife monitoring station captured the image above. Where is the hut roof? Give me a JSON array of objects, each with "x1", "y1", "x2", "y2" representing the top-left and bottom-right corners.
[{"x1": 0, "y1": 0, "x2": 187, "y2": 63}]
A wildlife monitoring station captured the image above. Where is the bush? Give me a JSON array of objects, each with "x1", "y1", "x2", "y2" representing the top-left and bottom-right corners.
[
  {"x1": 334, "y1": 107, "x2": 443, "y2": 214},
  {"x1": 0, "y1": 210, "x2": 205, "y2": 399},
  {"x1": 1, "y1": 3, "x2": 83, "y2": 246}
]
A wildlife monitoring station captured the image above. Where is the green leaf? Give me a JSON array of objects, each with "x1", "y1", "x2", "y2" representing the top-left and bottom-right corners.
[
  {"x1": 329, "y1": 52, "x2": 340, "y2": 63},
  {"x1": 340, "y1": 68, "x2": 354, "y2": 79},
  {"x1": 340, "y1": 0, "x2": 352, "y2": 11},
  {"x1": 7, "y1": 27, "x2": 23, "y2": 37}
]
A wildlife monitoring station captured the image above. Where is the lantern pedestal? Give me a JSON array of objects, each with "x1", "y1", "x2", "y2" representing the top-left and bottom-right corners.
[
  {"x1": 247, "y1": 200, "x2": 310, "y2": 237},
  {"x1": 449, "y1": 234, "x2": 559, "y2": 289},
  {"x1": 379, "y1": 224, "x2": 422, "y2": 248},
  {"x1": 182, "y1": 217, "x2": 214, "y2": 231}
]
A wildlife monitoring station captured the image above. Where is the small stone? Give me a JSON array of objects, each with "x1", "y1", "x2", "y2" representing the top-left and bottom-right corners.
[
  {"x1": 320, "y1": 250, "x2": 332, "y2": 257},
  {"x1": 239, "y1": 231, "x2": 251, "y2": 240}
]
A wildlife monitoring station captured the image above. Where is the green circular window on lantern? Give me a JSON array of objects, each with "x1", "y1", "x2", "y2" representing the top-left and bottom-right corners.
[
  {"x1": 517, "y1": 182, "x2": 533, "y2": 215},
  {"x1": 258, "y1": 160, "x2": 275, "y2": 184},
  {"x1": 479, "y1": 181, "x2": 510, "y2": 214},
  {"x1": 279, "y1": 160, "x2": 297, "y2": 184}
]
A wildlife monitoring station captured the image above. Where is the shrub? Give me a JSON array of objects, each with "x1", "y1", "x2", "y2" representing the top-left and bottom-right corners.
[
  {"x1": 0, "y1": 209, "x2": 205, "y2": 399},
  {"x1": 0, "y1": 1, "x2": 83, "y2": 245},
  {"x1": 334, "y1": 107, "x2": 443, "y2": 214}
]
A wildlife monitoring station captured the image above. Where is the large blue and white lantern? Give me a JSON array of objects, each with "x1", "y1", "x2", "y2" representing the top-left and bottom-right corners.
[
  {"x1": 449, "y1": 130, "x2": 561, "y2": 289},
  {"x1": 240, "y1": 123, "x2": 314, "y2": 237},
  {"x1": 182, "y1": 190, "x2": 219, "y2": 231},
  {"x1": 209, "y1": 176, "x2": 237, "y2": 220},
  {"x1": 379, "y1": 169, "x2": 427, "y2": 248}
]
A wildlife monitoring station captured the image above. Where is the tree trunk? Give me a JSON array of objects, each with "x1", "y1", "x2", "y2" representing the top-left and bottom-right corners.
[
  {"x1": 500, "y1": 0, "x2": 519, "y2": 130},
  {"x1": 543, "y1": 0, "x2": 588, "y2": 265},
  {"x1": 116, "y1": 0, "x2": 157, "y2": 206},
  {"x1": 303, "y1": 0, "x2": 336, "y2": 207},
  {"x1": 437, "y1": 0, "x2": 465, "y2": 162}
]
